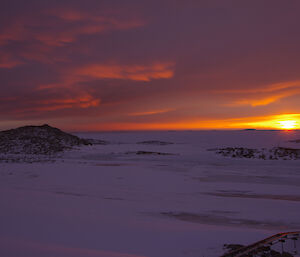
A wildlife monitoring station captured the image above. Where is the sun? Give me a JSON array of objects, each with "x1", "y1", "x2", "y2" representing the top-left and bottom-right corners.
[{"x1": 278, "y1": 120, "x2": 297, "y2": 130}]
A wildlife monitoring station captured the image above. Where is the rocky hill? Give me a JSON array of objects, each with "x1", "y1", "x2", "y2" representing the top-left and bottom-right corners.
[
  {"x1": 211, "y1": 147, "x2": 300, "y2": 160},
  {"x1": 0, "y1": 124, "x2": 91, "y2": 155}
]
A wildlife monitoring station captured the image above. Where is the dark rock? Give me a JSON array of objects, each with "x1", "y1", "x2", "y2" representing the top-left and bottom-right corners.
[
  {"x1": 135, "y1": 151, "x2": 175, "y2": 155},
  {"x1": 137, "y1": 140, "x2": 174, "y2": 145},
  {"x1": 289, "y1": 139, "x2": 300, "y2": 143},
  {"x1": 125, "y1": 151, "x2": 176, "y2": 156},
  {"x1": 212, "y1": 146, "x2": 300, "y2": 161},
  {"x1": 0, "y1": 124, "x2": 91, "y2": 155},
  {"x1": 223, "y1": 244, "x2": 244, "y2": 251},
  {"x1": 84, "y1": 139, "x2": 109, "y2": 145}
]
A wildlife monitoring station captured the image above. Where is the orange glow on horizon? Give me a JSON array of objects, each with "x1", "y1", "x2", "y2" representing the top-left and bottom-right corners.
[
  {"x1": 278, "y1": 120, "x2": 297, "y2": 130},
  {"x1": 64, "y1": 113, "x2": 300, "y2": 132},
  {"x1": 236, "y1": 114, "x2": 300, "y2": 130}
]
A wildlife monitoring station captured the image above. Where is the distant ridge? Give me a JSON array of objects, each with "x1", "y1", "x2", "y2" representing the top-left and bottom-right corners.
[{"x1": 0, "y1": 124, "x2": 91, "y2": 155}]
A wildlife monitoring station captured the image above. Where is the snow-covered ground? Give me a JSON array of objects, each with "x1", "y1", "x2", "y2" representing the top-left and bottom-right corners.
[{"x1": 1, "y1": 130, "x2": 300, "y2": 257}]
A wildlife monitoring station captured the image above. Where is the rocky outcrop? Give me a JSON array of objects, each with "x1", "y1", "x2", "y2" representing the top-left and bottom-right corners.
[
  {"x1": 137, "y1": 140, "x2": 174, "y2": 145},
  {"x1": 211, "y1": 147, "x2": 300, "y2": 160},
  {"x1": 0, "y1": 124, "x2": 91, "y2": 155},
  {"x1": 290, "y1": 139, "x2": 300, "y2": 143}
]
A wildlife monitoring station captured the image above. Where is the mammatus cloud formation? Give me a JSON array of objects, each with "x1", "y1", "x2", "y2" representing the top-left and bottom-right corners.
[{"x1": 1, "y1": 0, "x2": 300, "y2": 130}]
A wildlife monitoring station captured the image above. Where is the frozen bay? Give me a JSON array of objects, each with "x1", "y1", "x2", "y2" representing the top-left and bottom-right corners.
[{"x1": 1, "y1": 130, "x2": 300, "y2": 257}]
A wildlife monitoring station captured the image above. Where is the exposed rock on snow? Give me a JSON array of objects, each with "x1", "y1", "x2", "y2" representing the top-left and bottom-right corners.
[
  {"x1": 0, "y1": 154, "x2": 55, "y2": 163},
  {"x1": 222, "y1": 244, "x2": 294, "y2": 257},
  {"x1": 290, "y1": 139, "x2": 300, "y2": 143},
  {"x1": 126, "y1": 151, "x2": 176, "y2": 156},
  {"x1": 137, "y1": 140, "x2": 174, "y2": 145},
  {"x1": 0, "y1": 124, "x2": 91, "y2": 155},
  {"x1": 211, "y1": 147, "x2": 300, "y2": 160},
  {"x1": 161, "y1": 211, "x2": 298, "y2": 230},
  {"x1": 84, "y1": 138, "x2": 109, "y2": 145}
]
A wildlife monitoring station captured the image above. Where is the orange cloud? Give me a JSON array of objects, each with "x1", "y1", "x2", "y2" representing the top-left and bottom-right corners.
[
  {"x1": 0, "y1": 52, "x2": 23, "y2": 68},
  {"x1": 221, "y1": 80, "x2": 300, "y2": 107},
  {"x1": 36, "y1": 94, "x2": 100, "y2": 111},
  {"x1": 38, "y1": 62, "x2": 175, "y2": 91},
  {"x1": 217, "y1": 80, "x2": 300, "y2": 94},
  {"x1": 34, "y1": 19, "x2": 143, "y2": 47},
  {"x1": 76, "y1": 62, "x2": 175, "y2": 82},
  {"x1": 19, "y1": 45, "x2": 69, "y2": 64},
  {"x1": 52, "y1": 9, "x2": 145, "y2": 29},
  {"x1": 0, "y1": 22, "x2": 27, "y2": 46},
  {"x1": 52, "y1": 10, "x2": 87, "y2": 21},
  {"x1": 0, "y1": 8, "x2": 145, "y2": 65},
  {"x1": 128, "y1": 108, "x2": 174, "y2": 116},
  {"x1": 7, "y1": 93, "x2": 101, "y2": 116},
  {"x1": 47, "y1": 10, "x2": 144, "y2": 44},
  {"x1": 233, "y1": 92, "x2": 294, "y2": 107},
  {"x1": 0, "y1": 10, "x2": 143, "y2": 47}
]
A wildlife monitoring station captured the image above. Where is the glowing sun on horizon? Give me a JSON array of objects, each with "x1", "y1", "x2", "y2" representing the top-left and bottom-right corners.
[{"x1": 278, "y1": 120, "x2": 297, "y2": 130}]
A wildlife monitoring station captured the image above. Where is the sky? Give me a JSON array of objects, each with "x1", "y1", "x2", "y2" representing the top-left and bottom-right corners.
[{"x1": 1, "y1": 0, "x2": 300, "y2": 131}]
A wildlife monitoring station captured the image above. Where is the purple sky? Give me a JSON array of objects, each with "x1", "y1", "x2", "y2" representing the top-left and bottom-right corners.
[{"x1": 1, "y1": 0, "x2": 300, "y2": 130}]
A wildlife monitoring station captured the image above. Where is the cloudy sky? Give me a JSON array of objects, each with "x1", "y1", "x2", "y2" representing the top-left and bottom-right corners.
[{"x1": 1, "y1": 0, "x2": 300, "y2": 131}]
